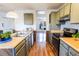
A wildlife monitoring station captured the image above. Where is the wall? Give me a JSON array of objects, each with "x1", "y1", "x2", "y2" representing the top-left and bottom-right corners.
[
  {"x1": 24, "y1": 13, "x2": 33, "y2": 25},
  {"x1": 61, "y1": 21, "x2": 79, "y2": 30},
  {"x1": 15, "y1": 10, "x2": 36, "y2": 31},
  {"x1": 14, "y1": 10, "x2": 53, "y2": 31},
  {"x1": 0, "y1": 12, "x2": 15, "y2": 32}
]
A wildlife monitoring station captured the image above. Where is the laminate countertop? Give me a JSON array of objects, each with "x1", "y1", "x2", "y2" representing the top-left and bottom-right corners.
[
  {"x1": 0, "y1": 37, "x2": 25, "y2": 49},
  {"x1": 50, "y1": 30, "x2": 64, "y2": 33},
  {"x1": 0, "y1": 30, "x2": 33, "y2": 49},
  {"x1": 60, "y1": 37, "x2": 79, "y2": 53}
]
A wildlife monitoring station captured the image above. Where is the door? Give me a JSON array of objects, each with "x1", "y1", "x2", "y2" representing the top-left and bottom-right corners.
[{"x1": 36, "y1": 31, "x2": 46, "y2": 43}]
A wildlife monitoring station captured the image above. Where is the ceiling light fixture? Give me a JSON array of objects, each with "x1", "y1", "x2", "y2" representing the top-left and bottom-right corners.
[
  {"x1": 37, "y1": 11, "x2": 46, "y2": 14},
  {"x1": 6, "y1": 11, "x2": 18, "y2": 18}
]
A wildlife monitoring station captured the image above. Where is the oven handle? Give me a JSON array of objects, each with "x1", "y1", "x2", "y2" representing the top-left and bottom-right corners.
[{"x1": 52, "y1": 35, "x2": 60, "y2": 40}]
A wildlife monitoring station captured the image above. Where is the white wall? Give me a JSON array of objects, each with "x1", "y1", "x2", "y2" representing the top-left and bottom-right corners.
[
  {"x1": 15, "y1": 10, "x2": 36, "y2": 31},
  {"x1": 0, "y1": 12, "x2": 15, "y2": 32},
  {"x1": 14, "y1": 10, "x2": 53, "y2": 31}
]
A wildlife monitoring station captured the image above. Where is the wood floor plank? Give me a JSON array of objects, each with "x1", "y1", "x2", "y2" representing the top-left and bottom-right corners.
[
  {"x1": 28, "y1": 42, "x2": 55, "y2": 56},
  {"x1": 28, "y1": 31, "x2": 56, "y2": 56}
]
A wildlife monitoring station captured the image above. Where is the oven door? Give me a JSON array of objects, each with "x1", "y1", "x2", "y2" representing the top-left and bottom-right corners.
[{"x1": 52, "y1": 33, "x2": 60, "y2": 55}]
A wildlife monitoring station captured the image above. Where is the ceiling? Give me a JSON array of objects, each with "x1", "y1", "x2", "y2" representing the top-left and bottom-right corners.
[{"x1": 0, "y1": 3, "x2": 63, "y2": 12}]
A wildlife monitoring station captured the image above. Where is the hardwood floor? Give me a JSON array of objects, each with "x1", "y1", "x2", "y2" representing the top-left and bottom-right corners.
[
  {"x1": 28, "y1": 42, "x2": 55, "y2": 56},
  {"x1": 28, "y1": 31, "x2": 56, "y2": 56}
]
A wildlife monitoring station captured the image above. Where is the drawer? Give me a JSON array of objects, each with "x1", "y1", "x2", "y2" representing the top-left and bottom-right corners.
[
  {"x1": 16, "y1": 44, "x2": 26, "y2": 56},
  {"x1": 60, "y1": 40, "x2": 69, "y2": 49},
  {"x1": 69, "y1": 47, "x2": 79, "y2": 56},
  {"x1": 15, "y1": 40, "x2": 25, "y2": 53}
]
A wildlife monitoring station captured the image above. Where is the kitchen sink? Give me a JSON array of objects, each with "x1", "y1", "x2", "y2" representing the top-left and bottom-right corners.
[{"x1": 13, "y1": 32, "x2": 29, "y2": 37}]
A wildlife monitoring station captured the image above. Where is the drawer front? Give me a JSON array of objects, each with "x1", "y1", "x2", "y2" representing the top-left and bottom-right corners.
[
  {"x1": 15, "y1": 40, "x2": 25, "y2": 53},
  {"x1": 60, "y1": 40, "x2": 69, "y2": 49},
  {"x1": 69, "y1": 48, "x2": 79, "y2": 56},
  {"x1": 16, "y1": 44, "x2": 26, "y2": 56}
]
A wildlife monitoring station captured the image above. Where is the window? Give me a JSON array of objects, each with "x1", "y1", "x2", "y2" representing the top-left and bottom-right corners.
[{"x1": 24, "y1": 13, "x2": 33, "y2": 25}]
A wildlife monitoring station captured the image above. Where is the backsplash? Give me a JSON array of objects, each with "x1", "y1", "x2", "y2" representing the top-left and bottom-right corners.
[
  {"x1": 50, "y1": 24, "x2": 60, "y2": 30},
  {"x1": 61, "y1": 21, "x2": 79, "y2": 31}
]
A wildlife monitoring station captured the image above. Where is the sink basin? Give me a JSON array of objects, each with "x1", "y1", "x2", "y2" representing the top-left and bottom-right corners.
[{"x1": 14, "y1": 32, "x2": 29, "y2": 37}]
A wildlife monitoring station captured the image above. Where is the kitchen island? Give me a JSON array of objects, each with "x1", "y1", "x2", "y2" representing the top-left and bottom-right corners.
[{"x1": 0, "y1": 31, "x2": 34, "y2": 56}]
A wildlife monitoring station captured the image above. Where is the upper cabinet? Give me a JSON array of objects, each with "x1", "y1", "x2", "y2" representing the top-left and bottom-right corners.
[
  {"x1": 49, "y1": 12, "x2": 58, "y2": 25},
  {"x1": 70, "y1": 3, "x2": 79, "y2": 23},
  {"x1": 59, "y1": 3, "x2": 71, "y2": 18},
  {"x1": 49, "y1": 3, "x2": 79, "y2": 24},
  {"x1": 55, "y1": 11, "x2": 60, "y2": 21},
  {"x1": 55, "y1": 11, "x2": 60, "y2": 24},
  {"x1": 64, "y1": 4, "x2": 71, "y2": 16},
  {"x1": 59, "y1": 7, "x2": 64, "y2": 18}
]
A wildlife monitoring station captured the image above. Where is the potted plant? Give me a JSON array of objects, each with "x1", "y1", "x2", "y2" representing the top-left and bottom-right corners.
[
  {"x1": 0, "y1": 31, "x2": 12, "y2": 41},
  {"x1": 72, "y1": 33, "x2": 79, "y2": 40}
]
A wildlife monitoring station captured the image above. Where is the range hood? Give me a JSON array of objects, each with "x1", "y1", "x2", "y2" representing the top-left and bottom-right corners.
[{"x1": 59, "y1": 15, "x2": 70, "y2": 24}]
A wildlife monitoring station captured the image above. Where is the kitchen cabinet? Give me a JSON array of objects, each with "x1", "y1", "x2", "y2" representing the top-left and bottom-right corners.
[
  {"x1": 60, "y1": 40, "x2": 79, "y2": 56},
  {"x1": 70, "y1": 3, "x2": 79, "y2": 23},
  {"x1": 25, "y1": 36, "x2": 29, "y2": 55},
  {"x1": 60, "y1": 44, "x2": 68, "y2": 56},
  {"x1": 59, "y1": 7, "x2": 64, "y2": 18},
  {"x1": 55, "y1": 11, "x2": 60, "y2": 20},
  {"x1": 59, "y1": 40, "x2": 69, "y2": 56},
  {"x1": 29, "y1": 34, "x2": 32, "y2": 49},
  {"x1": 50, "y1": 12, "x2": 59, "y2": 25},
  {"x1": 15, "y1": 40, "x2": 26, "y2": 56},
  {"x1": 64, "y1": 3, "x2": 71, "y2": 16},
  {"x1": 56, "y1": 3, "x2": 71, "y2": 20},
  {"x1": 0, "y1": 31, "x2": 34, "y2": 56},
  {"x1": 69, "y1": 47, "x2": 79, "y2": 56},
  {"x1": 55, "y1": 11, "x2": 60, "y2": 24},
  {"x1": 25, "y1": 32, "x2": 34, "y2": 55},
  {"x1": 16, "y1": 44, "x2": 26, "y2": 56},
  {"x1": 25, "y1": 34, "x2": 32, "y2": 56}
]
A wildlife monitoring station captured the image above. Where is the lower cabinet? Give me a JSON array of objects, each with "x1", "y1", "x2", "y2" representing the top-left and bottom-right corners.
[
  {"x1": 26, "y1": 37, "x2": 29, "y2": 55},
  {"x1": 69, "y1": 47, "x2": 79, "y2": 56},
  {"x1": 25, "y1": 32, "x2": 34, "y2": 56},
  {"x1": 15, "y1": 32, "x2": 34, "y2": 56},
  {"x1": 15, "y1": 40, "x2": 26, "y2": 56},
  {"x1": 16, "y1": 44, "x2": 26, "y2": 56},
  {"x1": 60, "y1": 44, "x2": 68, "y2": 56},
  {"x1": 60, "y1": 40, "x2": 79, "y2": 56}
]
